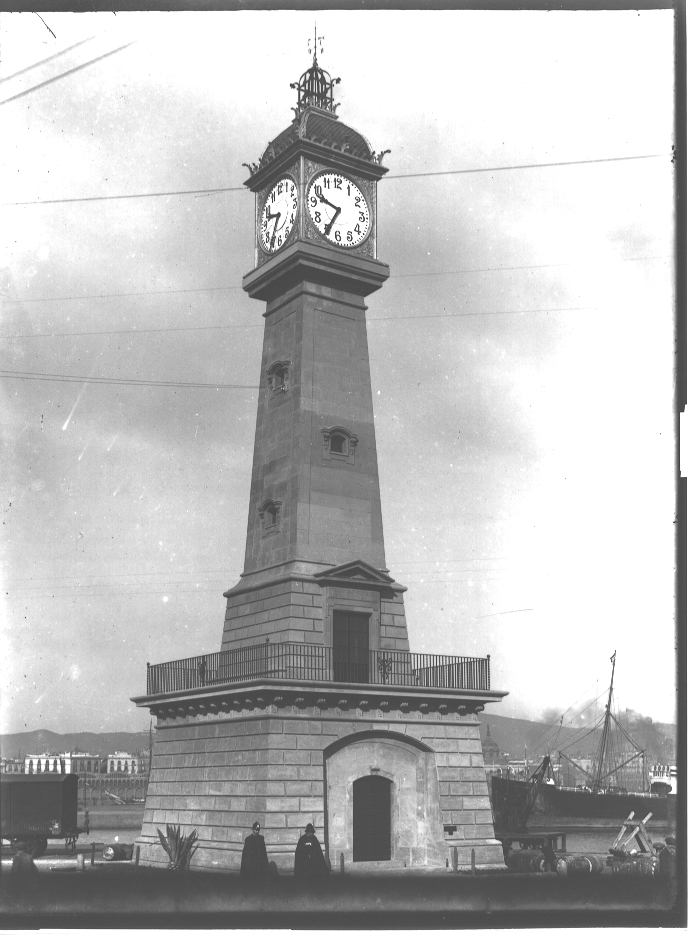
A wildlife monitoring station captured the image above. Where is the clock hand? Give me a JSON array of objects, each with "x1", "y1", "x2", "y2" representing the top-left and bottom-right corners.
[
  {"x1": 267, "y1": 210, "x2": 281, "y2": 248},
  {"x1": 317, "y1": 192, "x2": 339, "y2": 213},
  {"x1": 324, "y1": 205, "x2": 341, "y2": 236}
]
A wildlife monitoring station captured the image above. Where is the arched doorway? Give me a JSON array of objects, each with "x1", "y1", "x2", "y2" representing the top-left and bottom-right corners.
[{"x1": 353, "y1": 774, "x2": 392, "y2": 861}]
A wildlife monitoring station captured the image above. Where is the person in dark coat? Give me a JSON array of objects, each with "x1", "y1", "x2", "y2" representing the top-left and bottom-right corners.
[
  {"x1": 294, "y1": 823, "x2": 328, "y2": 878},
  {"x1": 240, "y1": 821, "x2": 269, "y2": 879}
]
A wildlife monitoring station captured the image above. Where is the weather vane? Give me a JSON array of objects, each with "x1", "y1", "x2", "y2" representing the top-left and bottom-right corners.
[{"x1": 308, "y1": 24, "x2": 324, "y2": 63}]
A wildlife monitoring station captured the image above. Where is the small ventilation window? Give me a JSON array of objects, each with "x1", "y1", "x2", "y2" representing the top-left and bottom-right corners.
[
  {"x1": 321, "y1": 426, "x2": 358, "y2": 464},
  {"x1": 267, "y1": 360, "x2": 290, "y2": 395},
  {"x1": 330, "y1": 433, "x2": 347, "y2": 454},
  {"x1": 259, "y1": 499, "x2": 282, "y2": 533}
]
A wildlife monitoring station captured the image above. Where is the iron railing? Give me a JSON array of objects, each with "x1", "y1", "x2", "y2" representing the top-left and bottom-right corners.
[{"x1": 146, "y1": 644, "x2": 490, "y2": 695}]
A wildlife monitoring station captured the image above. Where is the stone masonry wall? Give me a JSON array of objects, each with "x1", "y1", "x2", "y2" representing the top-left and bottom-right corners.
[
  {"x1": 221, "y1": 579, "x2": 324, "y2": 650},
  {"x1": 221, "y1": 577, "x2": 410, "y2": 654},
  {"x1": 135, "y1": 706, "x2": 504, "y2": 872}
]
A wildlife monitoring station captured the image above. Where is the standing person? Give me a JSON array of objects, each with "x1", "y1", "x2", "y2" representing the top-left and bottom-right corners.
[
  {"x1": 240, "y1": 821, "x2": 269, "y2": 880},
  {"x1": 294, "y1": 823, "x2": 328, "y2": 878}
]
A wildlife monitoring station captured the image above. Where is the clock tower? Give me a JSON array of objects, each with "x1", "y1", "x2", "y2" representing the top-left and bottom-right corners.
[
  {"x1": 133, "y1": 46, "x2": 507, "y2": 875},
  {"x1": 220, "y1": 49, "x2": 409, "y2": 659}
]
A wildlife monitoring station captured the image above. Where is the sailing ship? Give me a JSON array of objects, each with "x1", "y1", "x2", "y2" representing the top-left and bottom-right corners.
[{"x1": 490, "y1": 653, "x2": 675, "y2": 830}]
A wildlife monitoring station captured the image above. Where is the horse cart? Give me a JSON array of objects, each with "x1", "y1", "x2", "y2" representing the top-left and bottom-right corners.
[{"x1": 1, "y1": 773, "x2": 81, "y2": 855}]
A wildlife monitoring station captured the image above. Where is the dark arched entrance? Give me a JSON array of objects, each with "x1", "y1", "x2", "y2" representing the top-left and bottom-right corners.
[{"x1": 353, "y1": 774, "x2": 392, "y2": 861}]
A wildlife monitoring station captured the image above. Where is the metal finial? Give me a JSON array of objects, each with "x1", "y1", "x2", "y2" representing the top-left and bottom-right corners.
[{"x1": 308, "y1": 24, "x2": 324, "y2": 63}]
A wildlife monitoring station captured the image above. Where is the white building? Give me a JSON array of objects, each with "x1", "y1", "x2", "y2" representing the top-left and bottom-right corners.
[
  {"x1": 24, "y1": 751, "x2": 100, "y2": 774},
  {"x1": 1, "y1": 757, "x2": 25, "y2": 773},
  {"x1": 106, "y1": 752, "x2": 142, "y2": 774}
]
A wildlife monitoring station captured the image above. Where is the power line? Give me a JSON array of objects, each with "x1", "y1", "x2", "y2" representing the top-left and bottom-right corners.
[
  {"x1": 8, "y1": 569, "x2": 507, "y2": 590},
  {"x1": 0, "y1": 369, "x2": 257, "y2": 390},
  {"x1": 0, "y1": 40, "x2": 140, "y2": 107},
  {"x1": 1, "y1": 254, "x2": 666, "y2": 308},
  {"x1": 3, "y1": 284, "x2": 242, "y2": 305},
  {"x1": 6, "y1": 323, "x2": 260, "y2": 340},
  {"x1": 9, "y1": 577, "x2": 503, "y2": 598},
  {"x1": 3, "y1": 305, "x2": 599, "y2": 341},
  {"x1": 3, "y1": 154, "x2": 667, "y2": 207},
  {"x1": 4, "y1": 184, "x2": 245, "y2": 207},
  {"x1": 386, "y1": 154, "x2": 665, "y2": 181},
  {"x1": 4, "y1": 558, "x2": 508, "y2": 582}
]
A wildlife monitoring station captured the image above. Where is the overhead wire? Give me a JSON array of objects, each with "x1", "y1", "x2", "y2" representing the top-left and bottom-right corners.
[
  {"x1": 3, "y1": 305, "x2": 602, "y2": 342},
  {"x1": 3, "y1": 155, "x2": 668, "y2": 207},
  {"x1": 0, "y1": 370, "x2": 257, "y2": 389},
  {"x1": 4, "y1": 558, "x2": 508, "y2": 582},
  {"x1": 0, "y1": 254, "x2": 667, "y2": 309}
]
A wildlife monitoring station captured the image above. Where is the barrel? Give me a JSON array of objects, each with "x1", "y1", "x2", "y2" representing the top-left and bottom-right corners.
[
  {"x1": 506, "y1": 850, "x2": 546, "y2": 873},
  {"x1": 556, "y1": 856, "x2": 593, "y2": 877},
  {"x1": 103, "y1": 844, "x2": 134, "y2": 861},
  {"x1": 611, "y1": 856, "x2": 659, "y2": 877}
]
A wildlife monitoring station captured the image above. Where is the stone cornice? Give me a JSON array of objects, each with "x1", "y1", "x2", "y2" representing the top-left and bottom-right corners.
[
  {"x1": 242, "y1": 240, "x2": 390, "y2": 302},
  {"x1": 224, "y1": 570, "x2": 405, "y2": 599},
  {"x1": 131, "y1": 677, "x2": 507, "y2": 717}
]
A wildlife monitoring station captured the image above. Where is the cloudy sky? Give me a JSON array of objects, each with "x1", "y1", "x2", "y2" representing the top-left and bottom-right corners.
[{"x1": 1, "y1": 9, "x2": 676, "y2": 737}]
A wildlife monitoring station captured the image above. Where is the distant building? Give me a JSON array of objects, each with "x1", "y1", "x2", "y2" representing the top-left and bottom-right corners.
[
  {"x1": 481, "y1": 725, "x2": 501, "y2": 765},
  {"x1": 1, "y1": 757, "x2": 25, "y2": 774},
  {"x1": 24, "y1": 751, "x2": 100, "y2": 774},
  {"x1": 106, "y1": 752, "x2": 143, "y2": 774}
]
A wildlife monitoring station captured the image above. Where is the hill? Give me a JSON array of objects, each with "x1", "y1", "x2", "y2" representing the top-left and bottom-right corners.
[
  {"x1": 480, "y1": 713, "x2": 676, "y2": 765},
  {"x1": 0, "y1": 715, "x2": 675, "y2": 764},
  {"x1": 0, "y1": 729, "x2": 151, "y2": 759}
]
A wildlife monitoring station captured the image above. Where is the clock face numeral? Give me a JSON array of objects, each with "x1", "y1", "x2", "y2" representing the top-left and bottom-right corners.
[
  {"x1": 306, "y1": 172, "x2": 371, "y2": 248},
  {"x1": 259, "y1": 176, "x2": 298, "y2": 253}
]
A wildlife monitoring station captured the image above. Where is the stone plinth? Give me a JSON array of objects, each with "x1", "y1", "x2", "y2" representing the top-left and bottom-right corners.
[{"x1": 132, "y1": 680, "x2": 506, "y2": 872}]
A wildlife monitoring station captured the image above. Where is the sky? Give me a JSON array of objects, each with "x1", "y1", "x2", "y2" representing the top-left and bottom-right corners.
[{"x1": 0, "y1": 9, "x2": 677, "y2": 737}]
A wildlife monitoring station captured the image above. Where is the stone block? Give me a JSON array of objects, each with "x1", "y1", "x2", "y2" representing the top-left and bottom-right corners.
[
  {"x1": 450, "y1": 811, "x2": 476, "y2": 825},
  {"x1": 449, "y1": 782, "x2": 474, "y2": 796},
  {"x1": 265, "y1": 734, "x2": 298, "y2": 749},
  {"x1": 287, "y1": 812, "x2": 323, "y2": 830},
  {"x1": 283, "y1": 750, "x2": 312, "y2": 765},
  {"x1": 297, "y1": 766, "x2": 323, "y2": 780},
  {"x1": 264, "y1": 797, "x2": 301, "y2": 813},
  {"x1": 267, "y1": 764, "x2": 299, "y2": 779},
  {"x1": 447, "y1": 754, "x2": 472, "y2": 767},
  {"x1": 297, "y1": 735, "x2": 326, "y2": 749},
  {"x1": 284, "y1": 781, "x2": 314, "y2": 796},
  {"x1": 299, "y1": 797, "x2": 324, "y2": 812}
]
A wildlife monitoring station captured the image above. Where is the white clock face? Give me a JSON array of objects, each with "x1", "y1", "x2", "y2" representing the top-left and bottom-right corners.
[
  {"x1": 259, "y1": 176, "x2": 298, "y2": 253},
  {"x1": 306, "y1": 172, "x2": 371, "y2": 248}
]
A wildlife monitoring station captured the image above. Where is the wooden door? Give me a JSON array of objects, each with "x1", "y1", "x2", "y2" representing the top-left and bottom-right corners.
[
  {"x1": 353, "y1": 774, "x2": 392, "y2": 861},
  {"x1": 333, "y1": 611, "x2": 370, "y2": 683}
]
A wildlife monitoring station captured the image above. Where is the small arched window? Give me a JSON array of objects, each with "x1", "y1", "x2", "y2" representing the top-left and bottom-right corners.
[
  {"x1": 321, "y1": 426, "x2": 358, "y2": 464},
  {"x1": 258, "y1": 499, "x2": 282, "y2": 532},
  {"x1": 266, "y1": 360, "x2": 290, "y2": 395},
  {"x1": 330, "y1": 433, "x2": 347, "y2": 454}
]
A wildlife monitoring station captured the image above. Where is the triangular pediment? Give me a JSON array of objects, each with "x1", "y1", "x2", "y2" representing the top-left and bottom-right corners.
[{"x1": 314, "y1": 559, "x2": 394, "y2": 585}]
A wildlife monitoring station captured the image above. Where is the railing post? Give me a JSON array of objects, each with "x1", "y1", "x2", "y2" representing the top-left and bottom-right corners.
[{"x1": 146, "y1": 662, "x2": 150, "y2": 694}]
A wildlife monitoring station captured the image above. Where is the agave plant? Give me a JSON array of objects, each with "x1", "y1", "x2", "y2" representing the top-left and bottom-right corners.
[{"x1": 157, "y1": 824, "x2": 199, "y2": 871}]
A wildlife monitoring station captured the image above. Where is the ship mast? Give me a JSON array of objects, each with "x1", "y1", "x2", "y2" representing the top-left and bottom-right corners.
[{"x1": 592, "y1": 651, "x2": 616, "y2": 792}]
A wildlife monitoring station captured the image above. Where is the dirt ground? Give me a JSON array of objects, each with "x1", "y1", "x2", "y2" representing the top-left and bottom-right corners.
[{"x1": 0, "y1": 862, "x2": 682, "y2": 928}]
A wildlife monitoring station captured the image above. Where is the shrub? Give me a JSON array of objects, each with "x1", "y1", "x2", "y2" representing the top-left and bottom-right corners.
[{"x1": 157, "y1": 824, "x2": 199, "y2": 871}]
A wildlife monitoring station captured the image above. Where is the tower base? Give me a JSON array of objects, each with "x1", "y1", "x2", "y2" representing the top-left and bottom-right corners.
[{"x1": 132, "y1": 680, "x2": 506, "y2": 872}]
